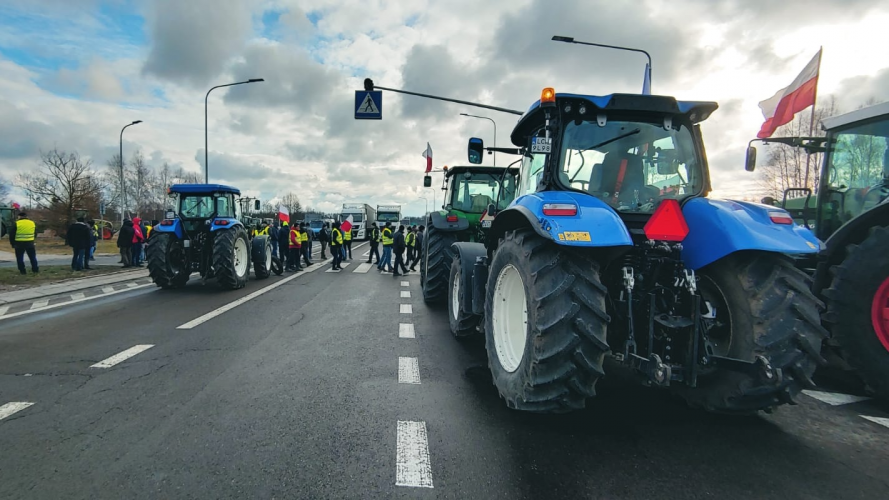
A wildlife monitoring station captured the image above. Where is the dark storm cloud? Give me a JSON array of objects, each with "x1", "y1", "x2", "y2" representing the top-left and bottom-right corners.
[{"x1": 142, "y1": 0, "x2": 253, "y2": 86}]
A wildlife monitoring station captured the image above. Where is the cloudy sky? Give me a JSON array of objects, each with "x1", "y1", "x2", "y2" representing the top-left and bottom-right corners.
[{"x1": 1, "y1": 0, "x2": 888, "y2": 216}]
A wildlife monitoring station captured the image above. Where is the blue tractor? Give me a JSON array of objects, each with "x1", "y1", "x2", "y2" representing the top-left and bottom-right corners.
[
  {"x1": 148, "y1": 184, "x2": 276, "y2": 290},
  {"x1": 426, "y1": 88, "x2": 828, "y2": 414}
]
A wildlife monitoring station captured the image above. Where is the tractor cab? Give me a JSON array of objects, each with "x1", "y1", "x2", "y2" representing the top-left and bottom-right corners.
[{"x1": 442, "y1": 166, "x2": 518, "y2": 218}]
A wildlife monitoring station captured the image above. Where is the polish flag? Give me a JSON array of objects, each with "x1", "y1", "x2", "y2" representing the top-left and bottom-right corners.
[
  {"x1": 278, "y1": 205, "x2": 290, "y2": 224},
  {"x1": 757, "y1": 49, "x2": 822, "y2": 139},
  {"x1": 341, "y1": 215, "x2": 353, "y2": 233},
  {"x1": 422, "y1": 143, "x2": 432, "y2": 173}
]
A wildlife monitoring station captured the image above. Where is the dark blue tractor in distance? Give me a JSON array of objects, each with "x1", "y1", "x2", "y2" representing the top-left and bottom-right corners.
[
  {"x1": 149, "y1": 184, "x2": 276, "y2": 290},
  {"x1": 435, "y1": 88, "x2": 828, "y2": 414}
]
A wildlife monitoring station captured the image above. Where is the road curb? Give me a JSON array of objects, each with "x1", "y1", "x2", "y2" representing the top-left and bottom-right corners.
[{"x1": 0, "y1": 269, "x2": 149, "y2": 307}]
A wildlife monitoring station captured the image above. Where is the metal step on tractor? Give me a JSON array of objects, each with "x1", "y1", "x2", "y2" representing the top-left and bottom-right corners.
[
  {"x1": 419, "y1": 164, "x2": 519, "y2": 314},
  {"x1": 747, "y1": 101, "x2": 889, "y2": 399},
  {"x1": 148, "y1": 184, "x2": 281, "y2": 290},
  {"x1": 368, "y1": 78, "x2": 827, "y2": 414}
]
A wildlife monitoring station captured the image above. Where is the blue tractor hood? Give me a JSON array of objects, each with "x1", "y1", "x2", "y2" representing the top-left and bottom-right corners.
[{"x1": 511, "y1": 93, "x2": 718, "y2": 146}]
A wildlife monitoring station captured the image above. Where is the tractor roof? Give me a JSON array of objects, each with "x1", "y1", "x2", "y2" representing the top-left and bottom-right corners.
[
  {"x1": 445, "y1": 165, "x2": 519, "y2": 177},
  {"x1": 822, "y1": 101, "x2": 889, "y2": 132},
  {"x1": 511, "y1": 93, "x2": 718, "y2": 146},
  {"x1": 169, "y1": 183, "x2": 241, "y2": 195}
]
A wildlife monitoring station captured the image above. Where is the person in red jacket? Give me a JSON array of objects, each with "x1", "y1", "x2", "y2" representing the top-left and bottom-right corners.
[
  {"x1": 131, "y1": 217, "x2": 145, "y2": 267},
  {"x1": 288, "y1": 224, "x2": 303, "y2": 272}
]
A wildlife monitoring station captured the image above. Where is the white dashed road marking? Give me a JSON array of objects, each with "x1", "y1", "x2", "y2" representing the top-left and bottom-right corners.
[
  {"x1": 398, "y1": 357, "x2": 421, "y2": 384},
  {"x1": 803, "y1": 390, "x2": 871, "y2": 406},
  {"x1": 860, "y1": 415, "x2": 889, "y2": 429},
  {"x1": 400, "y1": 291, "x2": 411, "y2": 298},
  {"x1": 400, "y1": 281, "x2": 409, "y2": 287},
  {"x1": 70, "y1": 292, "x2": 85, "y2": 300},
  {"x1": 400, "y1": 304, "x2": 412, "y2": 314},
  {"x1": 399, "y1": 323, "x2": 415, "y2": 339},
  {"x1": 0, "y1": 402, "x2": 34, "y2": 421},
  {"x1": 91, "y1": 344, "x2": 155, "y2": 368},
  {"x1": 325, "y1": 262, "x2": 351, "y2": 273},
  {"x1": 396, "y1": 421, "x2": 434, "y2": 488},
  {"x1": 353, "y1": 263, "x2": 373, "y2": 273},
  {"x1": 102, "y1": 286, "x2": 115, "y2": 293},
  {"x1": 0, "y1": 306, "x2": 9, "y2": 317},
  {"x1": 178, "y1": 259, "x2": 331, "y2": 329},
  {"x1": 29, "y1": 300, "x2": 49, "y2": 310},
  {"x1": 0, "y1": 284, "x2": 152, "y2": 322}
]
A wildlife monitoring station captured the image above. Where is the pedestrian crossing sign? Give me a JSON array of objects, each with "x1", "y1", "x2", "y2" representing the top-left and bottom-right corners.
[{"x1": 355, "y1": 90, "x2": 382, "y2": 119}]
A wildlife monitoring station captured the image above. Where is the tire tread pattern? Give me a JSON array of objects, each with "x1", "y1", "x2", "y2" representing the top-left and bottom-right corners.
[{"x1": 213, "y1": 227, "x2": 249, "y2": 290}]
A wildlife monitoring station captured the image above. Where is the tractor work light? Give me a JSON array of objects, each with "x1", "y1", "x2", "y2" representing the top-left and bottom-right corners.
[
  {"x1": 542, "y1": 203, "x2": 577, "y2": 216},
  {"x1": 564, "y1": 103, "x2": 572, "y2": 113},
  {"x1": 768, "y1": 210, "x2": 794, "y2": 225},
  {"x1": 541, "y1": 87, "x2": 556, "y2": 106},
  {"x1": 643, "y1": 199, "x2": 689, "y2": 242}
]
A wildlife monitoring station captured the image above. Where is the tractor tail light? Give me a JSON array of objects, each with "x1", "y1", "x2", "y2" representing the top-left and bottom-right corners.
[
  {"x1": 542, "y1": 203, "x2": 577, "y2": 216},
  {"x1": 214, "y1": 219, "x2": 230, "y2": 226},
  {"x1": 644, "y1": 199, "x2": 689, "y2": 242},
  {"x1": 446, "y1": 215, "x2": 458, "y2": 222},
  {"x1": 768, "y1": 210, "x2": 794, "y2": 225},
  {"x1": 160, "y1": 220, "x2": 174, "y2": 226}
]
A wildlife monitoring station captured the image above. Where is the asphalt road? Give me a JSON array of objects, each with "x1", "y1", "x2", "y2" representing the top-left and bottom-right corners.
[{"x1": 2, "y1": 240, "x2": 888, "y2": 499}]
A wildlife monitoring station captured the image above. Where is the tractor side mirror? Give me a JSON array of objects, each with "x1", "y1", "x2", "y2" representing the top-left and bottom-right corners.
[
  {"x1": 486, "y1": 203, "x2": 497, "y2": 217},
  {"x1": 423, "y1": 175, "x2": 432, "y2": 187},
  {"x1": 468, "y1": 137, "x2": 484, "y2": 164},
  {"x1": 254, "y1": 200, "x2": 261, "y2": 211},
  {"x1": 745, "y1": 145, "x2": 757, "y2": 172}
]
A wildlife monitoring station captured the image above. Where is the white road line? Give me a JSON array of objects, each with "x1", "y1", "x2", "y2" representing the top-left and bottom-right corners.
[
  {"x1": 400, "y1": 291, "x2": 411, "y2": 298},
  {"x1": 126, "y1": 282, "x2": 139, "y2": 288},
  {"x1": 353, "y1": 263, "x2": 373, "y2": 273},
  {"x1": 325, "y1": 262, "x2": 351, "y2": 273},
  {"x1": 400, "y1": 281, "x2": 409, "y2": 287},
  {"x1": 91, "y1": 344, "x2": 154, "y2": 368},
  {"x1": 29, "y1": 300, "x2": 49, "y2": 310},
  {"x1": 0, "y1": 284, "x2": 152, "y2": 322},
  {"x1": 102, "y1": 286, "x2": 115, "y2": 293},
  {"x1": 803, "y1": 390, "x2": 871, "y2": 406},
  {"x1": 70, "y1": 292, "x2": 86, "y2": 300},
  {"x1": 0, "y1": 306, "x2": 9, "y2": 317},
  {"x1": 398, "y1": 357, "x2": 421, "y2": 384},
  {"x1": 400, "y1": 304, "x2": 412, "y2": 314},
  {"x1": 860, "y1": 415, "x2": 889, "y2": 429},
  {"x1": 399, "y1": 323, "x2": 415, "y2": 339},
  {"x1": 0, "y1": 402, "x2": 35, "y2": 421},
  {"x1": 178, "y1": 259, "x2": 331, "y2": 329},
  {"x1": 396, "y1": 421, "x2": 434, "y2": 488}
]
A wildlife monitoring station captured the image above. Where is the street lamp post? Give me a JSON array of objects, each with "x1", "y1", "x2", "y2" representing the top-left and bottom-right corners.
[
  {"x1": 205, "y1": 78, "x2": 265, "y2": 183},
  {"x1": 460, "y1": 113, "x2": 497, "y2": 166},
  {"x1": 551, "y1": 36, "x2": 653, "y2": 93},
  {"x1": 120, "y1": 120, "x2": 143, "y2": 223}
]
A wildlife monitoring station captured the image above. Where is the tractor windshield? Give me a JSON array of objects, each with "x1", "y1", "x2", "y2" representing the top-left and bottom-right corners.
[
  {"x1": 449, "y1": 172, "x2": 515, "y2": 213},
  {"x1": 179, "y1": 194, "x2": 235, "y2": 219},
  {"x1": 556, "y1": 119, "x2": 703, "y2": 213}
]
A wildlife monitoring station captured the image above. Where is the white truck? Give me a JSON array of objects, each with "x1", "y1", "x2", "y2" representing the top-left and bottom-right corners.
[
  {"x1": 340, "y1": 203, "x2": 376, "y2": 240},
  {"x1": 376, "y1": 205, "x2": 402, "y2": 229}
]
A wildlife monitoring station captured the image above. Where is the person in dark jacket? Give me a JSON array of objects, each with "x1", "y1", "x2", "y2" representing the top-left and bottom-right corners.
[
  {"x1": 366, "y1": 222, "x2": 380, "y2": 265},
  {"x1": 117, "y1": 219, "x2": 135, "y2": 267},
  {"x1": 277, "y1": 221, "x2": 291, "y2": 270},
  {"x1": 270, "y1": 222, "x2": 280, "y2": 258},
  {"x1": 318, "y1": 223, "x2": 330, "y2": 259},
  {"x1": 66, "y1": 217, "x2": 91, "y2": 271},
  {"x1": 392, "y1": 225, "x2": 408, "y2": 277},
  {"x1": 409, "y1": 225, "x2": 424, "y2": 271}
]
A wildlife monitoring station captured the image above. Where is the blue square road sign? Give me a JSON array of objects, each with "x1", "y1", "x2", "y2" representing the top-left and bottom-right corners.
[{"x1": 355, "y1": 90, "x2": 382, "y2": 120}]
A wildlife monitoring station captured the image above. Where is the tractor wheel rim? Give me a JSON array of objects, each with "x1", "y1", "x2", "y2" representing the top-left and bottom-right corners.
[
  {"x1": 234, "y1": 238, "x2": 249, "y2": 277},
  {"x1": 871, "y1": 276, "x2": 889, "y2": 353},
  {"x1": 492, "y1": 264, "x2": 528, "y2": 373},
  {"x1": 265, "y1": 244, "x2": 272, "y2": 270},
  {"x1": 451, "y1": 270, "x2": 461, "y2": 320}
]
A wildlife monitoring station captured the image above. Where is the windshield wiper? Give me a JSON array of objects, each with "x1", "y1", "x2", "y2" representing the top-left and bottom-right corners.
[{"x1": 581, "y1": 128, "x2": 641, "y2": 152}]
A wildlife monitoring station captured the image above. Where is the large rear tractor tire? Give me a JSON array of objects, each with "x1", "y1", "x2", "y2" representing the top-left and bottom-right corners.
[
  {"x1": 147, "y1": 232, "x2": 190, "y2": 289},
  {"x1": 213, "y1": 227, "x2": 250, "y2": 290},
  {"x1": 421, "y1": 224, "x2": 457, "y2": 303},
  {"x1": 448, "y1": 255, "x2": 479, "y2": 338},
  {"x1": 251, "y1": 235, "x2": 273, "y2": 280},
  {"x1": 674, "y1": 252, "x2": 828, "y2": 414},
  {"x1": 823, "y1": 226, "x2": 889, "y2": 399},
  {"x1": 484, "y1": 229, "x2": 610, "y2": 413}
]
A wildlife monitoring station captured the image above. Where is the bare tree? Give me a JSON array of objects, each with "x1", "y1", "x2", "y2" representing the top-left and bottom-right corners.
[{"x1": 280, "y1": 192, "x2": 303, "y2": 220}]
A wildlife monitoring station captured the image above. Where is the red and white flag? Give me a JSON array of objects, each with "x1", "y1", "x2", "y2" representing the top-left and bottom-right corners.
[
  {"x1": 341, "y1": 215, "x2": 353, "y2": 233},
  {"x1": 278, "y1": 205, "x2": 290, "y2": 224},
  {"x1": 757, "y1": 49, "x2": 822, "y2": 139},
  {"x1": 421, "y1": 142, "x2": 432, "y2": 173}
]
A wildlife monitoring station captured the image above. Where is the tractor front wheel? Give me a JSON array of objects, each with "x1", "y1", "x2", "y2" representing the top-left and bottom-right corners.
[
  {"x1": 147, "y1": 233, "x2": 190, "y2": 289},
  {"x1": 214, "y1": 227, "x2": 250, "y2": 290}
]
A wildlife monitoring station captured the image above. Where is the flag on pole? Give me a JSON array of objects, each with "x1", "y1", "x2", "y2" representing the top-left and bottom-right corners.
[
  {"x1": 278, "y1": 205, "x2": 290, "y2": 223},
  {"x1": 642, "y1": 63, "x2": 651, "y2": 95},
  {"x1": 422, "y1": 143, "x2": 433, "y2": 173},
  {"x1": 341, "y1": 215, "x2": 353, "y2": 233},
  {"x1": 757, "y1": 49, "x2": 822, "y2": 139}
]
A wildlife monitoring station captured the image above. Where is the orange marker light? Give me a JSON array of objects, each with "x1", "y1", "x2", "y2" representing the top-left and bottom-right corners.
[{"x1": 541, "y1": 87, "x2": 556, "y2": 104}]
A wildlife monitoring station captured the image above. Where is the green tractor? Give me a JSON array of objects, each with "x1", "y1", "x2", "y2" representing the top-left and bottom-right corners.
[
  {"x1": 420, "y1": 164, "x2": 518, "y2": 307},
  {"x1": 0, "y1": 206, "x2": 16, "y2": 239},
  {"x1": 747, "y1": 101, "x2": 889, "y2": 398}
]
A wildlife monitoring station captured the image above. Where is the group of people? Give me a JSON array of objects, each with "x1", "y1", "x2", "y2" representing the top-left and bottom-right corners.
[
  {"x1": 115, "y1": 217, "x2": 155, "y2": 268},
  {"x1": 65, "y1": 217, "x2": 101, "y2": 271},
  {"x1": 365, "y1": 222, "x2": 425, "y2": 277}
]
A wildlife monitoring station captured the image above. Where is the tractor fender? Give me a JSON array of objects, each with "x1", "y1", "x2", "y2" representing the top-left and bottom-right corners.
[
  {"x1": 428, "y1": 211, "x2": 470, "y2": 232},
  {"x1": 489, "y1": 191, "x2": 633, "y2": 249},
  {"x1": 209, "y1": 218, "x2": 243, "y2": 233},
  {"x1": 681, "y1": 198, "x2": 821, "y2": 270},
  {"x1": 152, "y1": 219, "x2": 184, "y2": 240},
  {"x1": 451, "y1": 242, "x2": 487, "y2": 314},
  {"x1": 812, "y1": 200, "x2": 889, "y2": 294}
]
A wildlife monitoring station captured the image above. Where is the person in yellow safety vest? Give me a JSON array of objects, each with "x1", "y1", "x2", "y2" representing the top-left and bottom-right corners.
[
  {"x1": 378, "y1": 222, "x2": 394, "y2": 272},
  {"x1": 342, "y1": 223, "x2": 353, "y2": 260},
  {"x1": 298, "y1": 222, "x2": 313, "y2": 267},
  {"x1": 252, "y1": 222, "x2": 269, "y2": 238},
  {"x1": 288, "y1": 224, "x2": 303, "y2": 272},
  {"x1": 10, "y1": 212, "x2": 39, "y2": 275},
  {"x1": 405, "y1": 226, "x2": 416, "y2": 265},
  {"x1": 330, "y1": 221, "x2": 344, "y2": 271},
  {"x1": 89, "y1": 220, "x2": 99, "y2": 262}
]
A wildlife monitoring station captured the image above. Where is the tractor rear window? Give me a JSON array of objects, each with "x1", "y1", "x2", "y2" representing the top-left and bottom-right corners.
[
  {"x1": 180, "y1": 196, "x2": 214, "y2": 218},
  {"x1": 558, "y1": 119, "x2": 702, "y2": 213}
]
